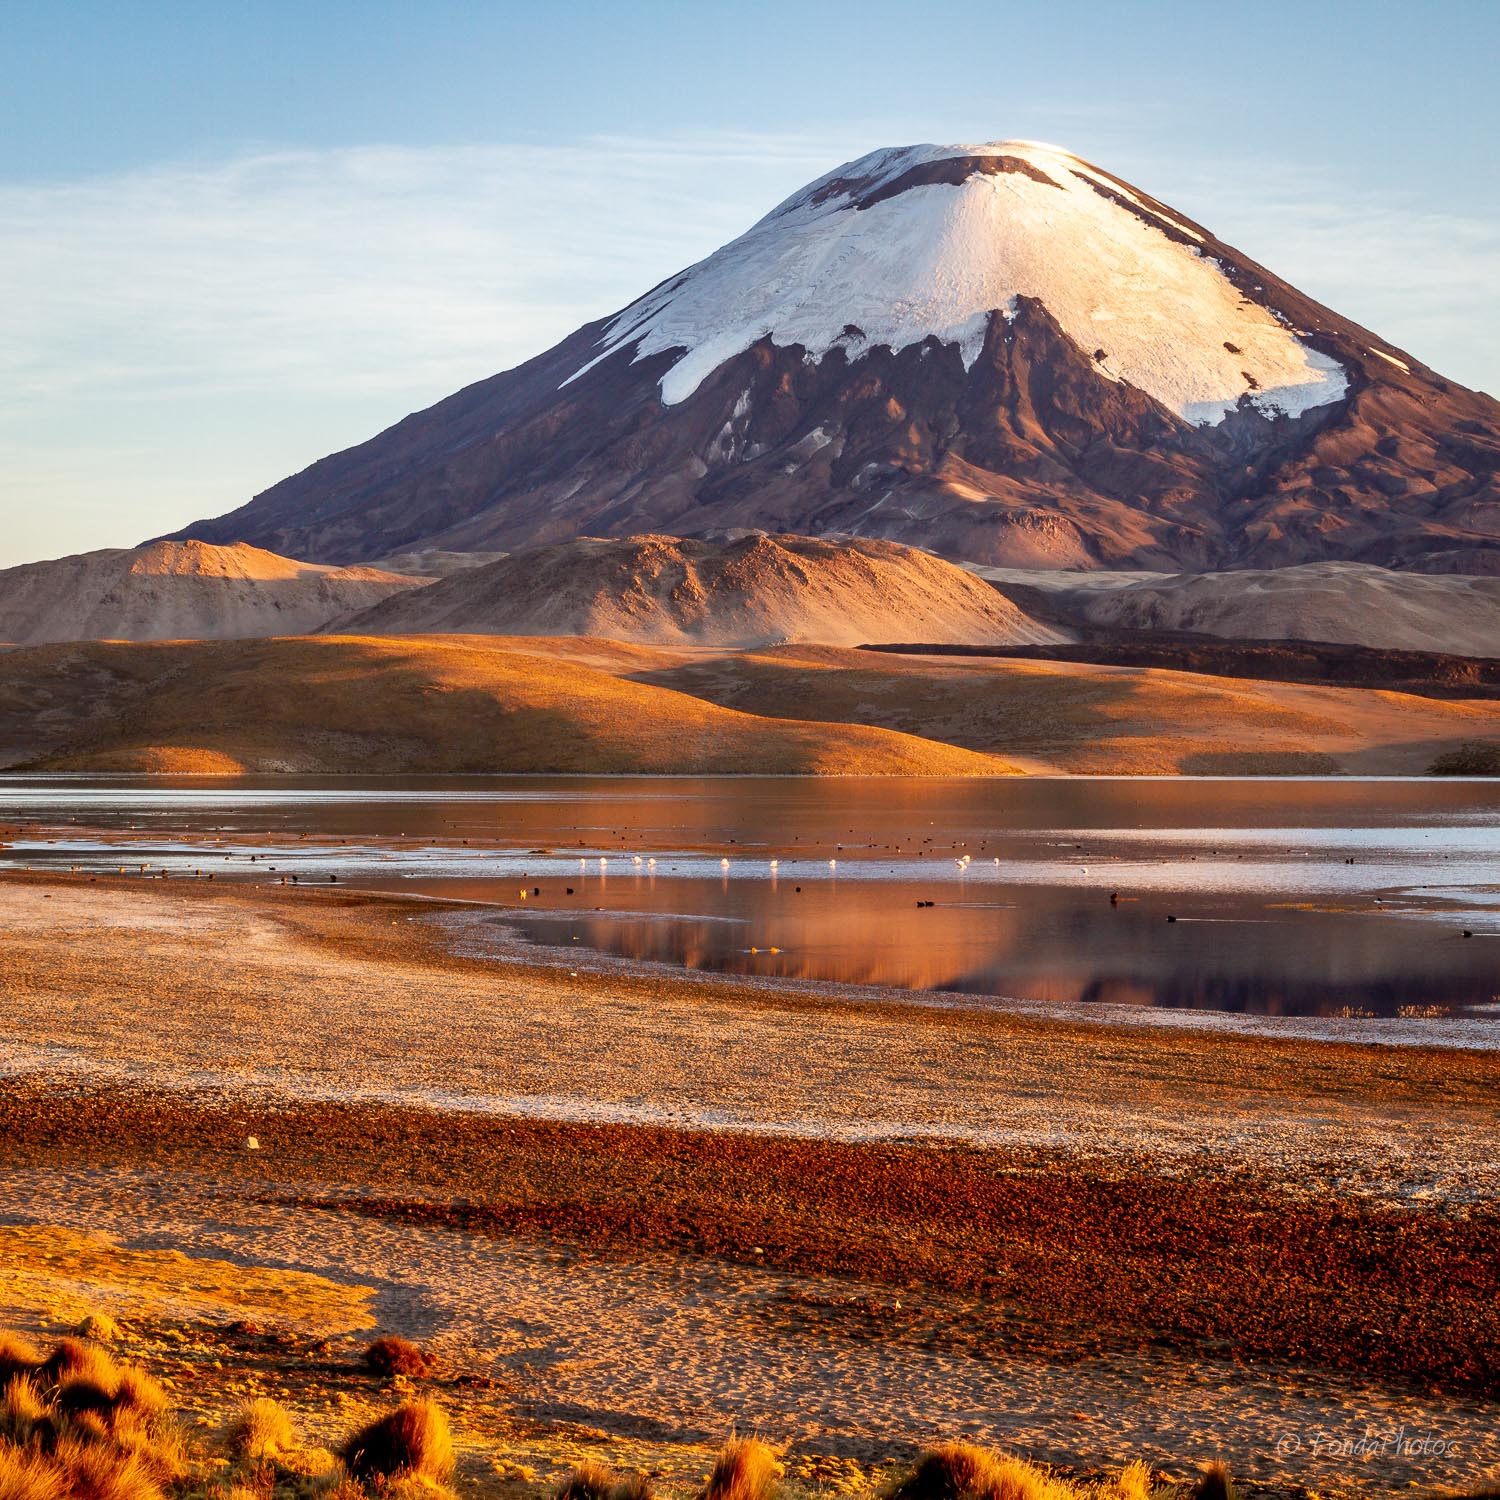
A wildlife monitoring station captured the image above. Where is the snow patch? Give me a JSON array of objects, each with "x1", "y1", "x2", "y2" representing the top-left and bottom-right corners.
[
  {"x1": 567, "y1": 140, "x2": 1346, "y2": 427},
  {"x1": 1370, "y1": 347, "x2": 1411, "y2": 373}
]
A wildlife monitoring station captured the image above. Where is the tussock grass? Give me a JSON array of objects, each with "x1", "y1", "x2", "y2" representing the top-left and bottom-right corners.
[
  {"x1": 0, "y1": 1442, "x2": 69, "y2": 1500},
  {"x1": 341, "y1": 1401, "x2": 453, "y2": 1484},
  {"x1": 699, "y1": 1437, "x2": 783, "y2": 1500},
  {"x1": 0, "y1": 1331, "x2": 181, "y2": 1500},
  {"x1": 49, "y1": 1435, "x2": 163, "y2": 1500},
  {"x1": 555, "y1": 1462, "x2": 655, "y2": 1500},
  {"x1": 1188, "y1": 1462, "x2": 1235, "y2": 1500},
  {"x1": 1, "y1": 1378, "x2": 48, "y2": 1447},
  {"x1": 223, "y1": 1400, "x2": 295, "y2": 1463},
  {"x1": 362, "y1": 1337, "x2": 436, "y2": 1380},
  {"x1": 0, "y1": 1337, "x2": 41, "y2": 1388},
  {"x1": 39, "y1": 1339, "x2": 120, "y2": 1394},
  {"x1": 555, "y1": 1461, "x2": 620, "y2": 1500},
  {"x1": 54, "y1": 1378, "x2": 119, "y2": 1420},
  {"x1": 888, "y1": 1443, "x2": 1176, "y2": 1500}
]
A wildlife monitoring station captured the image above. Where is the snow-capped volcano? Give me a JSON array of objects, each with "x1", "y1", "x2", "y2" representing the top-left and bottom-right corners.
[
  {"x1": 175, "y1": 141, "x2": 1500, "y2": 573},
  {"x1": 571, "y1": 140, "x2": 1347, "y2": 426}
]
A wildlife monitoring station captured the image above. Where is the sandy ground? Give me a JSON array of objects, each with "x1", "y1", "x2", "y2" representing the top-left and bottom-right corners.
[{"x1": 2, "y1": 871, "x2": 1498, "y2": 1497}]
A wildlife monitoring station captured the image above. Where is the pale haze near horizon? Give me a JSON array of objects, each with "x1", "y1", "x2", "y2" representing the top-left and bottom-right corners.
[{"x1": 0, "y1": 0, "x2": 1495, "y2": 569}]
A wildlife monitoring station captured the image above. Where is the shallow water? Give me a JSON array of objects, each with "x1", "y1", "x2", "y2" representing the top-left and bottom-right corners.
[{"x1": 3, "y1": 774, "x2": 1499, "y2": 1019}]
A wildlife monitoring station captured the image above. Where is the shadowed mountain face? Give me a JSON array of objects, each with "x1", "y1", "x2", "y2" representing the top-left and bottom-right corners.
[{"x1": 172, "y1": 141, "x2": 1500, "y2": 573}]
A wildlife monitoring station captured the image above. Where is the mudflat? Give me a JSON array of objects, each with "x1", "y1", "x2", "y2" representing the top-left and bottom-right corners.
[{"x1": 2, "y1": 869, "x2": 1498, "y2": 1496}]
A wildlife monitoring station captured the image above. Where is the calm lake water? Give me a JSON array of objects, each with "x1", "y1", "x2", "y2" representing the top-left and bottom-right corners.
[{"x1": 3, "y1": 775, "x2": 1499, "y2": 1019}]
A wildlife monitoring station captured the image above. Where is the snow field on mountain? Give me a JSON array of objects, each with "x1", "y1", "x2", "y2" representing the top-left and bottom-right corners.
[{"x1": 574, "y1": 140, "x2": 1346, "y2": 426}]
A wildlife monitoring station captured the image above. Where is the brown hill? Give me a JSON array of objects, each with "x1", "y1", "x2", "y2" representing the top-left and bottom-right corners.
[
  {"x1": 0, "y1": 540, "x2": 428, "y2": 646},
  {"x1": 0, "y1": 635, "x2": 1014, "y2": 776},
  {"x1": 4, "y1": 633, "x2": 1499, "y2": 777},
  {"x1": 333, "y1": 533, "x2": 1066, "y2": 647}
]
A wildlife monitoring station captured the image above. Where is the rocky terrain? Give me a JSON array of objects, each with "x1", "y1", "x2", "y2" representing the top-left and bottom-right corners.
[
  {"x1": 333, "y1": 533, "x2": 1065, "y2": 647},
  {"x1": 170, "y1": 140, "x2": 1500, "y2": 574},
  {"x1": 0, "y1": 539, "x2": 427, "y2": 645}
]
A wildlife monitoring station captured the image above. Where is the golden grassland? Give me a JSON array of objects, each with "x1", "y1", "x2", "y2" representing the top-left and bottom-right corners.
[
  {"x1": 0, "y1": 636, "x2": 1012, "y2": 777},
  {"x1": 4, "y1": 633, "x2": 1499, "y2": 776}
]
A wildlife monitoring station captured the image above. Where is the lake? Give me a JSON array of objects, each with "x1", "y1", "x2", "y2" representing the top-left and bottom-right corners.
[{"x1": 3, "y1": 774, "x2": 1498, "y2": 1020}]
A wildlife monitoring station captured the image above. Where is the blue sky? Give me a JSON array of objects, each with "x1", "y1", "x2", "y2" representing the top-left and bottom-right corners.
[{"x1": 1, "y1": 0, "x2": 1495, "y2": 566}]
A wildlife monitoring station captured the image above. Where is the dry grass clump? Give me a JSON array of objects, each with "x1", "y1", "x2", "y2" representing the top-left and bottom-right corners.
[
  {"x1": 1187, "y1": 1462, "x2": 1235, "y2": 1500},
  {"x1": 1, "y1": 1379, "x2": 49, "y2": 1447},
  {"x1": 556, "y1": 1462, "x2": 655, "y2": 1500},
  {"x1": 555, "y1": 1462, "x2": 621, "y2": 1500},
  {"x1": 0, "y1": 1442, "x2": 69, "y2": 1500},
  {"x1": 889, "y1": 1443, "x2": 1131, "y2": 1500},
  {"x1": 362, "y1": 1338, "x2": 437, "y2": 1380},
  {"x1": 223, "y1": 1399, "x2": 295, "y2": 1464},
  {"x1": 0, "y1": 1330, "x2": 182, "y2": 1500},
  {"x1": 39, "y1": 1339, "x2": 120, "y2": 1394},
  {"x1": 0, "y1": 1337, "x2": 42, "y2": 1389},
  {"x1": 699, "y1": 1437, "x2": 783, "y2": 1500},
  {"x1": 341, "y1": 1401, "x2": 453, "y2": 1484}
]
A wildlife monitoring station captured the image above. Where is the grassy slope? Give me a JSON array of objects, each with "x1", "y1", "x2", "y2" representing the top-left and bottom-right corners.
[
  {"x1": 632, "y1": 644, "x2": 1500, "y2": 774},
  {"x1": 5, "y1": 632, "x2": 1500, "y2": 775},
  {"x1": 0, "y1": 635, "x2": 1012, "y2": 776}
]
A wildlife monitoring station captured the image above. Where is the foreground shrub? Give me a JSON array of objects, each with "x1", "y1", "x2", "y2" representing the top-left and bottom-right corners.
[
  {"x1": 0, "y1": 1443, "x2": 68, "y2": 1500},
  {"x1": 49, "y1": 1435, "x2": 163, "y2": 1500},
  {"x1": 224, "y1": 1399, "x2": 295, "y2": 1463},
  {"x1": 1, "y1": 1377, "x2": 48, "y2": 1447},
  {"x1": 1188, "y1": 1462, "x2": 1235, "y2": 1500},
  {"x1": 699, "y1": 1437, "x2": 783, "y2": 1500},
  {"x1": 110, "y1": 1371, "x2": 168, "y2": 1423},
  {"x1": 556, "y1": 1462, "x2": 621, "y2": 1500},
  {"x1": 556, "y1": 1463, "x2": 655, "y2": 1500},
  {"x1": 39, "y1": 1339, "x2": 119, "y2": 1395},
  {"x1": 891, "y1": 1443, "x2": 1076, "y2": 1500},
  {"x1": 363, "y1": 1337, "x2": 437, "y2": 1380},
  {"x1": 341, "y1": 1401, "x2": 453, "y2": 1483},
  {"x1": 0, "y1": 1337, "x2": 41, "y2": 1388}
]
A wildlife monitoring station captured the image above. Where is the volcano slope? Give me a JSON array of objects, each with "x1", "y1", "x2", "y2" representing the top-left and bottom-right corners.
[
  {"x1": 171, "y1": 140, "x2": 1500, "y2": 574},
  {"x1": 4, "y1": 633, "x2": 1500, "y2": 776}
]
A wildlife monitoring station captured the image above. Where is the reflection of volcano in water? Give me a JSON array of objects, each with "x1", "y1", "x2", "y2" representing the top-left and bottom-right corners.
[
  {"x1": 477, "y1": 877, "x2": 1498, "y2": 1020},
  {"x1": 5, "y1": 774, "x2": 1499, "y2": 1021}
]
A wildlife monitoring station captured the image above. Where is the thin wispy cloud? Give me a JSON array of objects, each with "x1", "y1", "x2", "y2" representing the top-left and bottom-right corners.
[{"x1": 0, "y1": 132, "x2": 1493, "y2": 566}]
